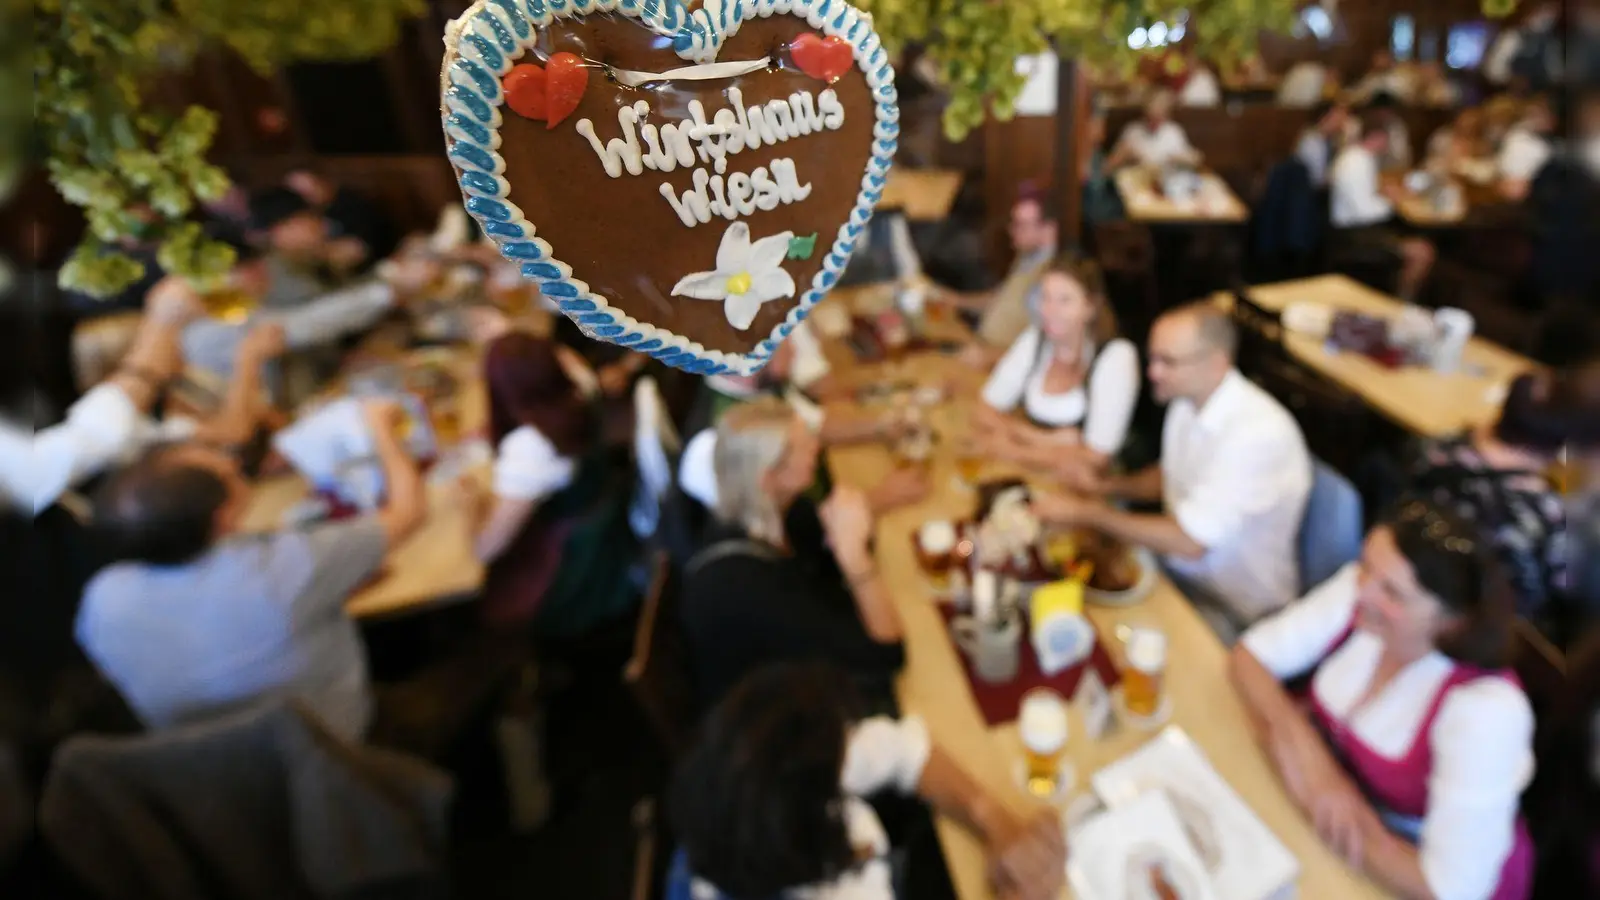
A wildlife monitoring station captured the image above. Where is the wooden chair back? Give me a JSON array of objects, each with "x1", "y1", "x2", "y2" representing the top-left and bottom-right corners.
[{"x1": 623, "y1": 552, "x2": 696, "y2": 760}]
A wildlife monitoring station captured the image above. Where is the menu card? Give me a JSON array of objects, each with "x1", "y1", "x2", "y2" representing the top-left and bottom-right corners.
[{"x1": 1092, "y1": 726, "x2": 1300, "y2": 900}]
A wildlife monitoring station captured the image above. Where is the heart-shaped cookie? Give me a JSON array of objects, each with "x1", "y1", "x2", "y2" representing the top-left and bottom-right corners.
[{"x1": 441, "y1": 0, "x2": 899, "y2": 375}]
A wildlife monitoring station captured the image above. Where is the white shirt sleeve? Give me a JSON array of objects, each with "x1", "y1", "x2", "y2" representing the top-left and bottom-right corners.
[
  {"x1": 1419, "y1": 680, "x2": 1535, "y2": 900},
  {"x1": 4, "y1": 384, "x2": 144, "y2": 515},
  {"x1": 839, "y1": 716, "x2": 932, "y2": 797},
  {"x1": 1241, "y1": 564, "x2": 1361, "y2": 679},
  {"x1": 1171, "y1": 429, "x2": 1303, "y2": 554},
  {"x1": 1484, "y1": 32, "x2": 1521, "y2": 85},
  {"x1": 1081, "y1": 339, "x2": 1140, "y2": 456},
  {"x1": 492, "y1": 425, "x2": 576, "y2": 502},
  {"x1": 787, "y1": 321, "x2": 832, "y2": 390},
  {"x1": 980, "y1": 327, "x2": 1042, "y2": 412},
  {"x1": 1330, "y1": 149, "x2": 1394, "y2": 228},
  {"x1": 1497, "y1": 130, "x2": 1550, "y2": 182}
]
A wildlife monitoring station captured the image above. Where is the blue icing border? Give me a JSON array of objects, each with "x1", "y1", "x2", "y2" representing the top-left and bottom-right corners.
[{"x1": 440, "y1": 0, "x2": 899, "y2": 376}]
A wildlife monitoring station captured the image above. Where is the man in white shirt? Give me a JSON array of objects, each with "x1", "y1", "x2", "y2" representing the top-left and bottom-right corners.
[
  {"x1": 1484, "y1": 3, "x2": 1561, "y2": 90},
  {"x1": 1178, "y1": 64, "x2": 1221, "y2": 108},
  {"x1": 1496, "y1": 95, "x2": 1555, "y2": 201},
  {"x1": 1329, "y1": 122, "x2": 1437, "y2": 302},
  {"x1": 1295, "y1": 100, "x2": 1350, "y2": 187},
  {"x1": 1106, "y1": 90, "x2": 1202, "y2": 171},
  {"x1": 1035, "y1": 304, "x2": 1312, "y2": 638},
  {"x1": 1278, "y1": 61, "x2": 1332, "y2": 108}
]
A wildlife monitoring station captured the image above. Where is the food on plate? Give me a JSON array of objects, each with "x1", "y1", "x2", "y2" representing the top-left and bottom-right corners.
[{"x1": 1077, "y1": 530, "x2": 1142, "y2": 593}]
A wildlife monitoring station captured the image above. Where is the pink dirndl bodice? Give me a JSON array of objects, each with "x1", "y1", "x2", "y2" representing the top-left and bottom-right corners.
[{"x1": 1308, "y1": 631, "x2": 1534, "y2": 900}]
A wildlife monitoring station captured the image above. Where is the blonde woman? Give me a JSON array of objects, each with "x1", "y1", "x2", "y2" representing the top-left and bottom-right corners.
[
  {"x1": 977, "y1": 258, "x2": 1141, "y2": 488},
  {"x1": 679, "y1": 398, "x2": 905, "y2": 711}
]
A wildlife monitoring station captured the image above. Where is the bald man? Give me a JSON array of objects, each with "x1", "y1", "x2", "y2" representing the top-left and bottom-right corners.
[{"x1": 1034, "y1": 303, "x2": 1312, "y2": 639}]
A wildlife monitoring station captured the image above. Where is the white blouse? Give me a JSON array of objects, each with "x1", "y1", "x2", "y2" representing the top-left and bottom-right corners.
[
  {"x1": 981, "y1": 329, "x2": 1140, "y2": 456},
  {"x1": 693, "y1": 716, "x2": 932, "y2": 900},
  {"x1": 1242, "y1": 565, "x2": 1535, "y2": 900},
  {"x1": 492, "y1": 425, "x2": 575, "y2": 502}
]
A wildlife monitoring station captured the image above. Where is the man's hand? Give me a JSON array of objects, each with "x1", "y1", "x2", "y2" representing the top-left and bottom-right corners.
[
  {"x1": 1030, "y1": 489, "x2": 1099, "y2": 527},
  {"x1": 236, "y1": 322, "x2": 287, "y2": 367},
  {"x1": 361, "y1": 398, "x2": 407, "y2": 446},
  {"x1": 982, "y1": 804, "x2": 1067, "y2": 900},
  {"x1": 381, "y1": 256, "x2": 442, "y2": 296},
  {"x1": 145, "y1": 275, "x2": 204, "y2": 328}
]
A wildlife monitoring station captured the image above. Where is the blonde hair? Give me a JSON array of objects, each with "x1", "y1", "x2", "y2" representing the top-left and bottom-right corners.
[{"x1": 712, "y1": 397, "x2": 797, "y2": 547}]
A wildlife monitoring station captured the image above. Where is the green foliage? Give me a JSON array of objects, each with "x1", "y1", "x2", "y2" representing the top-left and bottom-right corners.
[
  {"x1": 33, "y1": 0, "x2": 424, "y2": 297},
  {"x1": 859, "y1": 0, "x2": 1299, "y2": 140}
]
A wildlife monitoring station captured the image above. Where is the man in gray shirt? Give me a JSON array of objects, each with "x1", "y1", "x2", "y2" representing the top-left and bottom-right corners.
[{"x1": 77, "y1": 400, "x2": 426, "y2": 742}]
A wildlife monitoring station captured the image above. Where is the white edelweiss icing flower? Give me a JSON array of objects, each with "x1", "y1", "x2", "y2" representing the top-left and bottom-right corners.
[{"x1": 670, "y1": 222, "x2": 797, "y2": 331}]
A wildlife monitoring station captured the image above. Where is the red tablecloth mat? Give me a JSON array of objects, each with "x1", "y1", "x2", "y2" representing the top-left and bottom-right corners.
[{"x1": 937, "y1": 603, "x2": 1122, "y2": 727}]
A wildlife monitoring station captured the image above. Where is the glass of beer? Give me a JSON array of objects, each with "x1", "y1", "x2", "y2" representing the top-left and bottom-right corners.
[
  {"x1": 1019, "y1": 688, "x2": 1071, "y2": 800},
  {"x1": 915, "y1": 520, "x2": 958, "y2": 592},
  {"x1": 201, "y1": 286, "x2": 256, "y2": 323},
  {"x1": 1123, "y1": 627, "x2": 1169, "y2": 720}
]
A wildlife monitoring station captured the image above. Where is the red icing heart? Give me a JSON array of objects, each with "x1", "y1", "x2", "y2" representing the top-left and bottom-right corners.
[
  {"x1": 789, "y1": 33, "x2": 853, "y2": 84},
  {"x1": 504, "y1": 63, "x2": 548, "y2": 121},
  {"x1": 544, "y1": 52, "x2": 589, "y2": 129}
]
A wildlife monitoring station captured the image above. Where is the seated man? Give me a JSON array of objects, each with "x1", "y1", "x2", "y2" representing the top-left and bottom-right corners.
[
  {"x1": 181, "y1": 239, "x2": 437, "y2": 386},
  {"x1": 76, "y1": 399, "x2": 425, "y2": 742},
  {"x1": 1105, "y1": 90, "x2": 1202, "y2": 171},
  {"x1": 284, "y1": 165, "x2": 397, "y2": 271},
  {"x1": 1497, "y1": 94, "x2": 1556, "y2": 202},
  {"x1": 1034, "y1": 304, "x2": 1312, "y2": 639},
  {"x1": 1295, "y1": 100, "x2": 1350, "y2": 188},
  {"x1": 1329, "y1": 122, "x2": 1436, "y2": 302},
  {"x1": 935, "y1": 190, "x2": 1058, "y2": 366}
]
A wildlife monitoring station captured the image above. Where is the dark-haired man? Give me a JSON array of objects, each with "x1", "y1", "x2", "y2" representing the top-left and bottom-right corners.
[
  {"x1": 1295, "y1": 100, "x2": 1350, "y2": 188},
  {"x1": 75, "y1": 400, "x2": 424, "y2": 741},
  {"x1": 1330, "y1": 121, "x2": 1437, "y2": 303},
  {"x1": 937, "y1": 193, "x2": 1059, "y2": 367}
]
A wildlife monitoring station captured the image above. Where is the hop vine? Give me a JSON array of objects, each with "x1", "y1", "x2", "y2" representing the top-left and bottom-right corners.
[
  {"x1": 858, "y1": 0, "x2": 1299, "y2": 141},
  {"x1": 32, "y1": 0, "x2": 425, "y2": 298}
]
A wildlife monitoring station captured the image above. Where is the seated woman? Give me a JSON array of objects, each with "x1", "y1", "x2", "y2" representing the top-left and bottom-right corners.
[
  {"x1": 1406, "y1": 371, "x2": 1595, "y2": 621},
  {"x1": 468, "y1": 331, "x2": 636, "y2": 635},
  {"x1": 680, "y1": 398, "x2": 906, "y2": 711},
  {"x1": 1426, "y1": 107, "x2": 1487, "y2": 169},
  {"x1": 977, "y1": 258, "x2": 1140, "y2": 488},
  {"x1": 669, "y1": 662, "x2": 1065, "y2": 900},
  {"x1": 1230, "y1": 499, "x2": 1534, "y2": 900}
]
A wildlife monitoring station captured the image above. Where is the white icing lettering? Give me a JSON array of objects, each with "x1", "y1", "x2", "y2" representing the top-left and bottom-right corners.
[
  {"x1": 818, "y1": 89, "x2": 846, "y2": 130},
  {"x1": 751, "y1": 168, "x2": 782, "y2": 211},
  {"x1": 788, "y1": 92, "x2": 820, "y2": 135},
  {"x1": 660, "y1": 170, "x2": 714, "y2": 227},
  {"x1": 771, "y1": 158, "x2": 813, "y2": 204},
  {"x1": 726, "y1": 172, "x2": 756, "y2": 217},
  {"x1": 575, "y1": 88, "x2": 844, "y2": 227},
  {"x1": 576, "y1": 113, "x2": 645, "y2": 178}
]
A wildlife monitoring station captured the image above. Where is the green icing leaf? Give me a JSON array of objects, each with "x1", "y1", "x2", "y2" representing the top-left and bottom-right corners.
[{"x1": 787, "y1": 232, "x2": 818, "y2": 261}]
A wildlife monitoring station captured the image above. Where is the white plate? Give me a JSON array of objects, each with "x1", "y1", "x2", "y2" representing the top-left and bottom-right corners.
[
  {"x1": 1066, "y1": 791, "x2": 1218, "y2": 900},
  {"x1": 1086, "y1": 547, "x2": 1159, "y2": 607}
]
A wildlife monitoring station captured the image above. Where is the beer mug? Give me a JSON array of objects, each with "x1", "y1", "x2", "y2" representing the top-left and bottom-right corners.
[
  {"x1": 1123, "y1": 628, "x2": 1169, "y2": 720},
  {"x1": 1019, "y1": 688, "x2": 1071, "y2": 799},
  {"x1": 915, "y1": 520, "x2": 958, "y2": 591}
]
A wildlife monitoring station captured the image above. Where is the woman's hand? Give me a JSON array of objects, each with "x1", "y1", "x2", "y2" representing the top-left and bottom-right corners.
[
  {"x1": 1310, "y1": 777, "x2": 1380, "y2": 869},
  {"x1": 980, "y1": 803, "x2": 1067, "y2": 900},
  {"x1": 819, "y1": 485, "x2": 875, "y2": 568},
  {"x1": 867, "y1": 466, "x2": 931, "y2": 513}
]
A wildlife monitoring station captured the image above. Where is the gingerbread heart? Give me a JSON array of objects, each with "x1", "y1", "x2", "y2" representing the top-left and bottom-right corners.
[{"x1": 441, "y1": 0, "x2": 899, "y2": 375}]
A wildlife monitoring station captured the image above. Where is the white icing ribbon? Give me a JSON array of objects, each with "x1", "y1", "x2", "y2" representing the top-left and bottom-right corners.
[{"x1": 611, "y1": 57, "x2": 772, "y2": 88}]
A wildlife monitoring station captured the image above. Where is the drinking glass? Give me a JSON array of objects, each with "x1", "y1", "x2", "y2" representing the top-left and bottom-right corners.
[{"x1": 1019, "y1": 688, "x2": 1071, "y2": 799}]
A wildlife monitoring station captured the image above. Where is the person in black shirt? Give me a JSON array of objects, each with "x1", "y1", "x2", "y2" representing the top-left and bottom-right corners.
[
  {"x1": 681, "y1": 397, "x2": 906, "y2": 712},
  {"x1": 284, "y1": 166, "x2": 397, "y2": 272}
]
